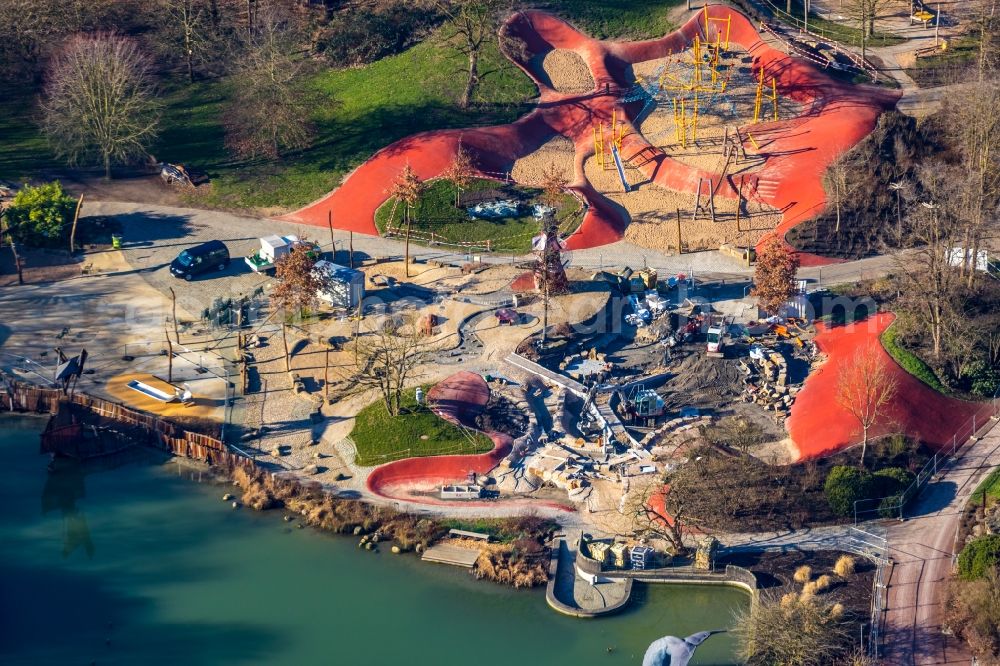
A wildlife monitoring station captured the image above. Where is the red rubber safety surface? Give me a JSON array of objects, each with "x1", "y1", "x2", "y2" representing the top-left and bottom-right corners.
[
  {"x1": 365, "y1": 371, "x2": 574, "y2": 511},
  {"x1": 281, "y1": 5, "x2": 898, "y2": 266},
  {"x1": 786, "y1": 313, "x2": 984, "y2": 460}
]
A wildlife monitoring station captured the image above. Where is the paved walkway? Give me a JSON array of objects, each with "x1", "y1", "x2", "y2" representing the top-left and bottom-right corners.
[{"x1": 881, "y1": 418, "x2": 1000, "y2": 665}]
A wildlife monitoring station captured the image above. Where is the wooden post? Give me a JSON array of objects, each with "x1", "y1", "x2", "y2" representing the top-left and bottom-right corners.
[
  {"x1": 709, "y1": 179, "x2": 716, "y2": 224},
  {"x1": 327, "y1": 210, "x2": 336, "y2": 262},
  {"x1": 281, "y1": 321, "x2": 290, "y2": 372},
  {"x1": 324, "y1": 345, "x2": 331, "y2": 403},
  {"x1": 169, "y1": 287, "x2": 180, "y2": 345},
  {"x1": 165, "y1": 325, "x2": 174, "y2": 384},
  {"x1": 10, "y1": 240, "x2": 23, "y2": 285},
  {"x1": 735, "y1": 176, "x2": 744, "y2": 231},
  {"x1": 404, "y1": 211, "x2": 412, "y2": 278},
  {"x1": 691, "y1": 179, "x2": 701, "y2": 223},
  {"x1": 69, "y1": 194, "x2": 84, "y2": 254},
  {"x1": 675, "y1": 207, "x2": 683, "y2": 254},
  {"x1": 349, "y1": 231, "x2": 354, "y2": 269}
]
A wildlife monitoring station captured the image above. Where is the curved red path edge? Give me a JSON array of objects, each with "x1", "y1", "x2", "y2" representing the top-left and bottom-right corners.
[
  {"x1": 786, "y1": 312, "x2": 984, "y2": 460},
  {"x1": 365, "y1": 371, "x2": 573, "y2": 512},
  {"x1": 281, "y1": 5, "x2": 898, "y2": 266}
]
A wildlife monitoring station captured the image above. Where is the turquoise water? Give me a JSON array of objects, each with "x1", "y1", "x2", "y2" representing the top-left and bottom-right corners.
[{"x1": 0, "y1": 415, "x2": 747, "y2": 665}]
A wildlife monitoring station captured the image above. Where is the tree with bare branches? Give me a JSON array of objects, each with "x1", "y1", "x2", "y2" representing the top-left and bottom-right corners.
[
  {"x1": 620, "y1": 476, "x2": 689, "y2": 555},
  {"x1": 41, "y1": 34, "x2": 160, "y2": 179},
  {"x1": 349, "y1": 316, "x2": 429, "y2": 416},
  {"x1": 836, "y1": 344, "x2": 898, "y2": 466},
  {"x1": 157, "y1": 0, "x2": 213, "y2": 83},
  {"x1": 270, "y1": 241, "x2": 322, "y2": 372},
  {"x1": 842, "y1": 0, "x2": 902, "y2": 61},
  {"x1": 752, "y1": 235, "x2": 800, "y2": 315},
  {"x1": 435, "y1": 0, "x2": 508, "y2": 109},
  {"x1": 540, "y1": 162, "x2": 568, "y2": 209},
  {"x1": 443, "y1": 142, "x2": 476, "y2": 206},
  {"x1": 224, "y1": 6, "x2": 314, "y2": 160},
  {"x1": 387, "y1": 165, "x2": 424, "y2": 277}
]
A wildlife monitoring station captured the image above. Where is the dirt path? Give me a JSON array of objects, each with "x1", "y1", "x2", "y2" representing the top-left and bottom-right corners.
[{"x1": 882, "y1": 418, "x2": 1000, "y2": 665}]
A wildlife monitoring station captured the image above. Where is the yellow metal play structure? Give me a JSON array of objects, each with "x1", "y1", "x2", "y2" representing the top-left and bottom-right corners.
[{"x1": 593, "y1": 107, "x2": 627, "y2": 170}]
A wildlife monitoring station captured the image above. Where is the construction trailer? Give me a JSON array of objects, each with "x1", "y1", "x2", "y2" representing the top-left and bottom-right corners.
[
  {"x1": 313, "y1": 260, "x2": 365, "y2": 310},
  {"x1": 610, "y1": 542, "x2": 630, "y2": 569}
]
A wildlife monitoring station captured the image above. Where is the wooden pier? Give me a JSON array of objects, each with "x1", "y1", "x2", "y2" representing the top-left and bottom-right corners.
[{"x1": 421, "y1": 543, "x2": 482, "y2": 568}]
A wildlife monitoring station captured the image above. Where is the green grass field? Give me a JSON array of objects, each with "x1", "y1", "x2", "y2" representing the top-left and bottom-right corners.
[
  {"x1": 373, "y1": 177, "x2": 582, "y2": 253},
  {"x1": 544, "y1": 0, "x2": 682, "y2": 40},
  {"x1": 350, "y1": 385, "x2": 494, "y2": 466},
  {"x1": 905, "y1": 36, "x2": 980, "y2": 87},
  {"x1": 881, "y1": 322, "x2": 949, "y2": 394},
  {"x1": 0, "y1": 36, "x2": 536, "y2": 211}
]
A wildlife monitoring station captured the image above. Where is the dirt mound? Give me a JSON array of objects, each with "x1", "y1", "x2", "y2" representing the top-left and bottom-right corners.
[{"x1": 660, "y1": 353, "x2": 745, "y2": 411}]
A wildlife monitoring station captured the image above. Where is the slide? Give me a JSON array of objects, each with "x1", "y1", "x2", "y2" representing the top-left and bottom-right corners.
[{"x1": 611, "y1": 144, "x2": 631, "y2": 193}]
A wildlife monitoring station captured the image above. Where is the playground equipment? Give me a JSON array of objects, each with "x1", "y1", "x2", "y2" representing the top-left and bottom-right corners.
[
  {"x1": 593, "y1": 108, "x2": 630, "y2": 192},
  {"x1": 752, "y1": 66, "x2": 779, "y2": 124}
]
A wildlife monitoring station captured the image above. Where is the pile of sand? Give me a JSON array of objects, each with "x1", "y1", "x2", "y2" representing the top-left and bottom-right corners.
[
  {"x1": 510, "y1": 134, "x2": 577, "y2": 186},
  {"x1": 537, "y1": 49, "x2": 595, "y2": 93},
  {"x1": 584, "y1": 156, "x2": 782, "y2": 253}
]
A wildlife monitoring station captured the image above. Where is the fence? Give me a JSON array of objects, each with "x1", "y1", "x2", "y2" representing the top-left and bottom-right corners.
[
  {"x1": 732, "y1": 0, "x2": 881, "y2": 80},
  {"x1": 853, "y1": 395, "x2": 1000, "y2": 523},
  {"x1": 0, "y1": 375, "x2": 254, "y2": 473},
  {"x1": 841, "y1": 526, "x2": 890, "y2": 659}
]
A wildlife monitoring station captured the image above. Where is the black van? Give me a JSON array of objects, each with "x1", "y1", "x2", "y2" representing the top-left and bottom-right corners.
[{"x1": 170, "y1": 240, "x2": 230, "y2": 281}]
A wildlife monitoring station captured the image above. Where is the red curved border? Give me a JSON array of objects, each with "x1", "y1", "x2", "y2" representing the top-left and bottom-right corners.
[
  {"x1": 786, "y1": 313, "x2": 986, "y2": 459},
  {"x1": 365, "y1": 372, "x2": 574, "y2": 512},
  {"x1": 281, "y1": 5, "x2": 898, "y2": 267}
]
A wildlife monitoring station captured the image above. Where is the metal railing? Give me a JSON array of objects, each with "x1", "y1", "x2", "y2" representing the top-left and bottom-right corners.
[
  {"x1": 853, "y1": 394, "x2": 1000, "y2": 523},
  {"x1": 842, "y1": 525, "x2": 889, "y2": 658}
]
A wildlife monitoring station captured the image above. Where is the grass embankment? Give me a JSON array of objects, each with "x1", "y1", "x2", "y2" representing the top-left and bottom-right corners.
[
  {"x1": 0, "y1": 37, "x2": 536, "y2": 210},
  {"x1": 441, "y1": 517, "x2": 560, "y2": 543},
  {"x1": 350, "y1": 385, "x2": 493, "y2": 466},
  {"x1": 881, "y1": 321, "x2": 948, "y2": 394},
  {"x1": 374, "y1": 177, "x2": 582, "y2": 253},
  {"x1": 972, "y1": 468, "x2": 1000, "y2": 506},
  {"x1": 543, "y1": 0, "x2": 681, "y2": 39}
]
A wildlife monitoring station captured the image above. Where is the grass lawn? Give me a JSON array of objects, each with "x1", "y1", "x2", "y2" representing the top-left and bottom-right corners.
[
  {"x1": 972, "y1": 468, "x2": 1000, "y2": 505},
  {"x1": 374, "y1": 177, "x2": 582, "y2": 253},
  {"x1": 350, "y1": 385, "x2": 494, "y2": 466},
  {"x1": 0, "y1": 93, "x2": 59, "y2": 183},
  {"x1": 881, "y1": 321, "x2": 949, "y2": 394},
  {"x1": 905, "y1": 36, "x2": 980, "y2": 87},
  {"x1": 0, "y1": 36, "x2": 536, "y2": 211},
  {"x1": 543, "y1": 0, "x2": 682, "y2": 40}
]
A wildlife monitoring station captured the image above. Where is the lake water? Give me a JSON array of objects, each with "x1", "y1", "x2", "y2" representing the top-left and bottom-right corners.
[{"x1": 0, "y1": 415, "x2": 748, "y2": 665}]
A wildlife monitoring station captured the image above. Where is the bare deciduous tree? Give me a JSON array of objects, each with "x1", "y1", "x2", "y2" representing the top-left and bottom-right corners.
[
  {"x1": 893, "y1": 162, "x2": 966, "y2": 360},
  {"x1": 41, "y1": 34, "x2": 160, "y2": 179},
  {"x1": 271, "y1": 240, "x2": 322, "y2": 372},
  {"x1": 443, "y1": 142, "x2": 476, "y2": 206},
  {"x1": 224, "y1": 7, "x2": 314, "y2": 160},
  {"x1": 348, "y1": 317, "x2": 429, "y2": 416},
  {"x1": 435, "y1": 0, "x2": 508, "y2": 109},
  {"x1": 540, "y1": 162, "x2": 568, "y2": 209},
  {"x1": 158, "y1": 0, "x2": 213, "y2": 83},
  {"x1": 386, "y1": 165, "x2": 424, "y2": 277},
  {"x1": 835, "y1": 344, "x2": 898, "y2": 466},
  {"x1": 841, "y1": 0, "x2": 901, "y2": 60},
  {"x1": 619, "y1": 475, "x2": 689, "y2": 555}
]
